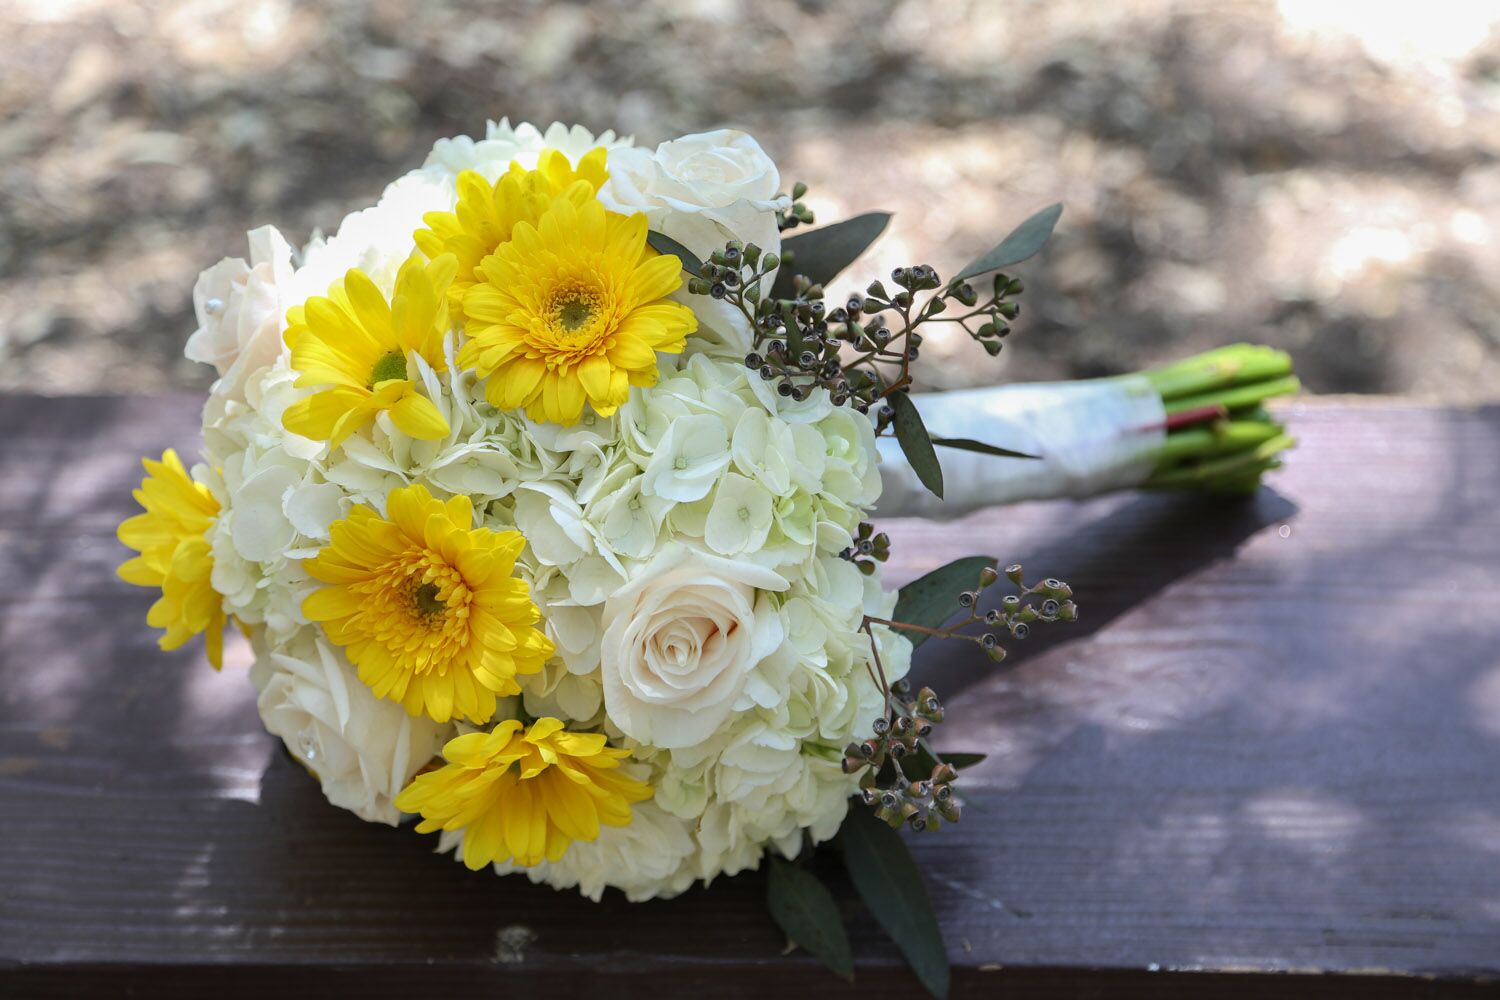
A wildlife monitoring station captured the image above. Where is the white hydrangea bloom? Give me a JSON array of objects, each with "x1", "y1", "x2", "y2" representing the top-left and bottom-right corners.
[{"x1": 425, "y1": 119, "x2": 632, "y2": 182}]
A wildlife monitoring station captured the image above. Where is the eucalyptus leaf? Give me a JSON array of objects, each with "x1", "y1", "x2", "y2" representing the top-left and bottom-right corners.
[
  {"x1": 646, "y1": 230, "x2": 704, "y2": 277},
  {"x1": 766, "y1": 858, "x2": 854, "y2": 980},
  {"x1": 839, "y1": 807, "x2": 950, "y2": 1000},
  {"x1": 892, "y1": 555, "x2": 994, "y2": 649},
  {"x1": 902, "y1": 743, "x2": 990, "y2": 781},
  {"x1": 938, "y1": 751, "x2": 988, "y2": 770},
  {"x1": 931, "y1": 436, "x2": 1041, "y2": 460},
  {"x1": 770, "y1": 212, "x2": 892, "y2": 298},
  {"x1": 954, "y1": 203, "x2": 1063, "y2": 281},
  {"x1": 891, "y1": 392, "x2": 943, "y2": 499}
]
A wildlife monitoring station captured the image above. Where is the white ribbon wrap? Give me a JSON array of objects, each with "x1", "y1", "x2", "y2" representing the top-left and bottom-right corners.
[{"x1": 874, "y1": 375, "x2": 1166, "y2": 520}]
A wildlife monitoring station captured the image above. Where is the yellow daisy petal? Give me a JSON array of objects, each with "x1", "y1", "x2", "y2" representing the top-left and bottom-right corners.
[
  {"x1": 388, "y1": 391, "x2": 450, "y2": 440},
  {"x1": 301, "y1": 483, "x2": 554, "y2": 724},
  {"x1": 116, "y1": 451, "x2": 226, "y2": 670},
  {"x1": 396, "y1": 717, "x2": 650, "y2": 870},
  {"x1": 282, "y1": 258, "x2": 455, "y2": 451}
]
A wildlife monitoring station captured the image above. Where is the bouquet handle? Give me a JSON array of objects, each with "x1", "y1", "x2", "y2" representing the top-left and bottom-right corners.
[
  {"x1": 875, "y1": 376, "x2": 1165, "y2": 519},
  {"x1": 875, "y1": 345, "x2": 1299, "y2": 519}
]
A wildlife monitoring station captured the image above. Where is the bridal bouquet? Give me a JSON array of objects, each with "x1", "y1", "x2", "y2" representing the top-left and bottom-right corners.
[{"x1": 118, "y1": 121, "x2": 1295, "y2": 994}]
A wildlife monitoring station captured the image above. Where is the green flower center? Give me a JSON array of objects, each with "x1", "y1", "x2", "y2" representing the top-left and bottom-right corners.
[
  {"x1": 369, "y1": 350, "x2": 408, "y2": 387},
  {"x1": 557, "y1": 296, "x2": 595, "y2": 332},
  {"x1": 413, "y1": 581, "x2": 446, "y2": 616}
]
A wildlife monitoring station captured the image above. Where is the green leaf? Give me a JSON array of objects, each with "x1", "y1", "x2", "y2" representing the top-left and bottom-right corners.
[
  {"x1": 646, "y1": 230, "x2": 704, "y2": 277},
  {"x1": 839, "y1": 807, "x2": 950, "y2": 999},
  {"x1": 902, "y1": 743, "x2": 990, "y2": 780},
  {"x1": 930, "y1": 436, "x2": 1040, "y2": 460},
  {"x1": 954, "y1": 203, "x2": 1063, "y2": 281},
  {"x1": 938, "y1": 751, "x2": 988, "y2": 770},
  {"x1": 765, "y1": 858, "x2": 854, "y2": 980},
  {"x1": 892, "y1": 555, "x2": 994, "y2": 649},
  {"x1": 770, "y1": 212, "x2": 892, "y2": 298},
  {"x1": 891, "y1": 392, "x2": 943, "y2": 499}
]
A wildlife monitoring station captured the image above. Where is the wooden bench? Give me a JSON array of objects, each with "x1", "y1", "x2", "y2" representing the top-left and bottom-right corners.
[{"x1": 1, "y1": 395, "x2": 1497, "y2": 998}]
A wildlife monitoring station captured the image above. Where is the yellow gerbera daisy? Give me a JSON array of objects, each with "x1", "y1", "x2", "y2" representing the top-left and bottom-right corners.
[
  {"x1": 457, "y1": 195, "x2": 698, "y2": 425},
  {"x1": 117, "y1": 450, "x2": 227, "y2": 669},
  {"x1": 302, "y1": 483, "x2": 553, "y2": 724},
  {"x1": 413, "y1": 147, "x2": 608, "y2": 322},
  {"x1": 396, "y1": 718, "x2": 651, "y2": 870},
  {"x1": 281, "y1": 253, "x2": 457, "y2": 447}
]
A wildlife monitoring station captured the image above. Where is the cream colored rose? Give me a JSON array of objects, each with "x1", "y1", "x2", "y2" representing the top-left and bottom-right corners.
[
  {"x1": 600, "y1": 129, "x2": 790, "y2": 354},
  {"x1": 185, "y1": 226, "x2": 294, "y2": 403},
  {"x1": 251, "y1": 631, "x2": 449, "y2": 824},
  {"x1": 600, "y1": 544, "x2": 788, "y2": 748}
]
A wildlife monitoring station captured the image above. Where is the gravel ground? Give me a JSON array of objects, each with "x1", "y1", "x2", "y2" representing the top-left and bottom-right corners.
[{"x1": 2, "y1": 0, "x2": 1497, "y2": 399}]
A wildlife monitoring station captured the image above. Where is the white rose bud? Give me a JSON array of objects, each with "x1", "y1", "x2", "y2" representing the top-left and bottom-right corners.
[
  {"x1": 600, "y1": 544, "x2": 788, "y2": 748},
  {"x1": 185, "y1": 226, "x2": 294, "y2": 403}
]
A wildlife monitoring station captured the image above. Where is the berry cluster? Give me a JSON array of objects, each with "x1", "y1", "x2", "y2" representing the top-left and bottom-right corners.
[
  {"x1": 689, "y1": 239, "x2": 1031, "y2": 424},
  {"x1": 776, "y1": 180, "x2": 815, "y2": 231},
  {"x1": 839, "y1": 521, "x2": 891, "y2": 576},
  {"x1": 843, "y1": 561, "x2": 1078, "y2": 830},
  {"x1": 842, "y1": 684, "x2": 961, "y2": 831}
]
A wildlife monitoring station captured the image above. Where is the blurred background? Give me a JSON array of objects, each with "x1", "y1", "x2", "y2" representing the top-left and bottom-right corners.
[{"x1": 2, "y1": 0, "x2": 1497, "y2": 399}]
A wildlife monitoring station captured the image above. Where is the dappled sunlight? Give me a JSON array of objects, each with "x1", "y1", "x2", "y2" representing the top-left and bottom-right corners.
[{"x1": 1242, "y1": 789, "x2": 1364, "y2": 855}]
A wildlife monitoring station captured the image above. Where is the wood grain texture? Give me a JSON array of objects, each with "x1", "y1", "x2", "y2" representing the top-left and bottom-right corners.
[{"x1": 1, "y1": 395, "x2": 1497, "y2": 998}]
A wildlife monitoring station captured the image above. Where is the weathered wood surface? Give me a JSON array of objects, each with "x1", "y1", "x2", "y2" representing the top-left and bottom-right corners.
[{"x1": 1, "y1": 395, "x2": 1497, "y2": 998}]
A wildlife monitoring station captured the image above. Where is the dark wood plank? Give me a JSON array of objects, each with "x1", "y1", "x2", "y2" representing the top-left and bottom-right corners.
[{"x1": 1, "y1": 395, "x2": 1498, "y2": 998}]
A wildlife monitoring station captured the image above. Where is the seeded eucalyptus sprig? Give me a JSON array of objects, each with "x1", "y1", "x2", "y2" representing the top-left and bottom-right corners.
[
  {"x1": 843, "y1": 560, "x2": 1077, "y2": 832},
  {"x1": 670, "y1": 202, "x2": 1064, "y2": 503},
  {"x1": 839, "y1": 521, "x2": 890, "y2": 576},
  {"x1": 776, "y1": 180, "x2": 815, "y2": 232},
  {"x1": 688, "y1": 241, "x2": 1029, "y2": 421}
]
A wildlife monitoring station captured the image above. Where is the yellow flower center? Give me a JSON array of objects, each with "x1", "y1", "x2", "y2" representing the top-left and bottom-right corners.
[{"x1": 368, "y1": 350, "x2": 409, "y2": 387}]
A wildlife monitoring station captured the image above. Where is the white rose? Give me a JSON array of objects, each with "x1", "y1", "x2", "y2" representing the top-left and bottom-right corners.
[
  {"x1": 251, "y1": 632, "x2": 450, "y2": 825},
  {"x1": 602, "y1": 129, "x2": 786, "y2": 259},
  {"x1": 185, "y1": 226, "x2": 293, "y2": 403},
  {"x1": 600, "y1": 544, "x2": 789, "y2": 748},
  {"x1": 600, "y1": 129, "x2": 790, "y2": 355}
]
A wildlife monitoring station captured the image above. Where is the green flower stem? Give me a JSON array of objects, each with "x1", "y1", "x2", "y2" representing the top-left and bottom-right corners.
[
  {"x1": 1164, "y1": 375, "x2": 1302, "y2": 416},
  {"x1": 1154, "y1": 419, "x2": 1283, "y2": 465},
  {"x1": 1144, "y1": 344, "x2": 1295, "y2": 401},
  {"x1": 1133, "y1": 344, "x2": 1300, "y2": 493},
  {"x1": 1146, "y1": 432, "x2": 1296, "y2": 490}
]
